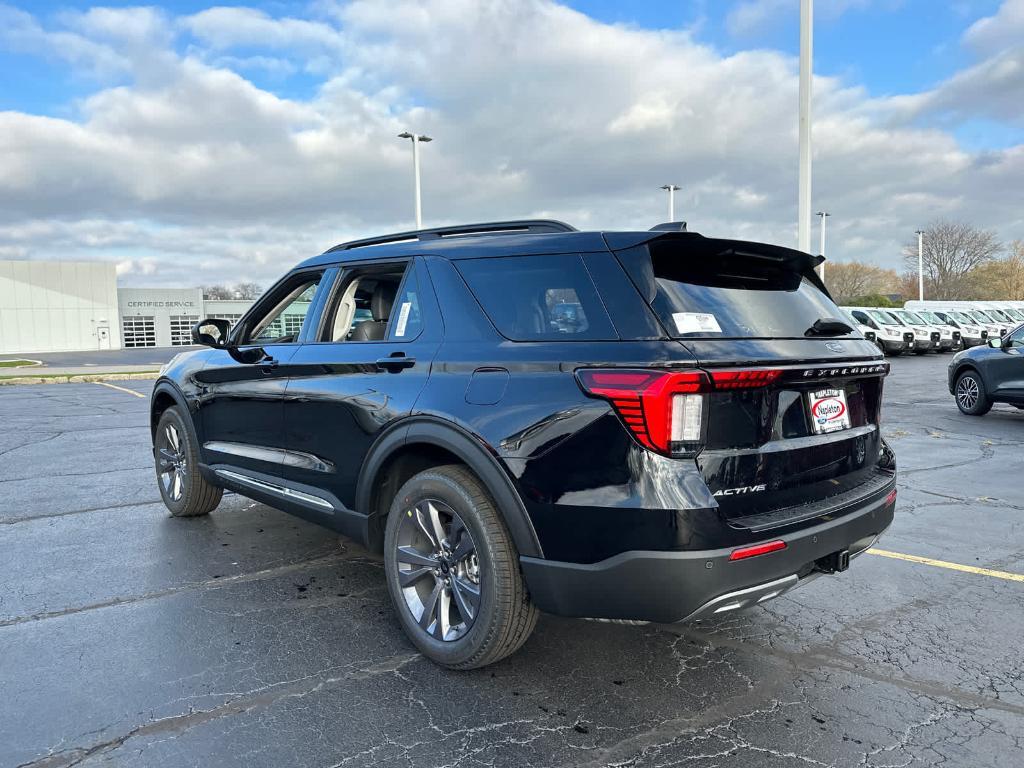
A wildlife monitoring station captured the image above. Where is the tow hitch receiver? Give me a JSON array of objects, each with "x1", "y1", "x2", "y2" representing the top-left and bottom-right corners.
[{"x1": 817, "y1": 549, "x2": 851, "y2": 574}]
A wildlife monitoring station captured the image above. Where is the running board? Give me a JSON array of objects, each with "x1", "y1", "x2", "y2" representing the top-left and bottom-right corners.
[{"x1": 214, "y1": 468, "x2": 335, "y2": 513}]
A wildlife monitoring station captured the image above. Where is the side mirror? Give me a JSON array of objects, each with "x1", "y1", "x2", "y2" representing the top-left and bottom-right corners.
[
  {"x1": 192, "y1": 318, "x2": 232, "y2": 348},
  {"x1": 988, "y1": 337, "x2": 1004, "y2": 349}
]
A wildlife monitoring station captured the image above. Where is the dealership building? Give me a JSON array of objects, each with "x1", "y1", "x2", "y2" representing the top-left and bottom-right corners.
[{"x1": 0, "y1": 260, "x2": 256, "y2": 355}]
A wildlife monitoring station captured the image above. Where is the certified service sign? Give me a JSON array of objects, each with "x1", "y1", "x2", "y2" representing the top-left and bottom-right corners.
[{"x1": 809, "y1": 388, "x2": 851, "y2": 434}]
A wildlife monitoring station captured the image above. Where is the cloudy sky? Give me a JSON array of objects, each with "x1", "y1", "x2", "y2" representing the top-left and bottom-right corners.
[{"x1": 0, "y1": 0, "x2": 1022, "y2": 287}]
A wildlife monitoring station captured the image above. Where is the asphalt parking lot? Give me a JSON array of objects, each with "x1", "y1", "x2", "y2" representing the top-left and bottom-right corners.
[{"x1": 2, "y1": 354, "x2": 1022, "y2": 768}]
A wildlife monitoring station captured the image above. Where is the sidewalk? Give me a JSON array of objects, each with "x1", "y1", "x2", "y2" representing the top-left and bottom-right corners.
[{"x1": 0, "y1": 364, "x2": 160, "y2": 384}]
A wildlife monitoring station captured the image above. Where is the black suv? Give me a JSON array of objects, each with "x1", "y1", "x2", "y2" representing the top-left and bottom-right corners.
[{"x1": 151, "y1": 220, "x2": 897, "y2": 669}]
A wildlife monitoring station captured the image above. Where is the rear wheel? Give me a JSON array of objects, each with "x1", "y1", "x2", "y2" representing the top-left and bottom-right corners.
[
  {"x1": 154, "y1": 407, "x2": 223, "y2": 516},
  {"x1": 384, "y1": 465, "x2": 538, "y2": 669},
  {"x1": 955, "y1": 370, "x2": 992, "y2": 416}
]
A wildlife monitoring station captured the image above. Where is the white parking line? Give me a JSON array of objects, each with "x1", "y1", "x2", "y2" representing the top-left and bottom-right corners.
[{"x1": 94, "y1": 381, "x2": 146, "y2": 399}]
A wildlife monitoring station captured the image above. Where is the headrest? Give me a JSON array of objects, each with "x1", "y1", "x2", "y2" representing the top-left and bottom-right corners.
[{"x1": 371, "y1": 282, "x2": 398, "y2": 321}]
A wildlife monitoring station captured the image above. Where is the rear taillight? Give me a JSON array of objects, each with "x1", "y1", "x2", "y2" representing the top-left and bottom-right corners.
[
  {"x1": 576, "y1": 369, "x2": 708, "y2": 456},
  {"x1": 576, "y1": 367, "x2": 784, "y2": 457}
]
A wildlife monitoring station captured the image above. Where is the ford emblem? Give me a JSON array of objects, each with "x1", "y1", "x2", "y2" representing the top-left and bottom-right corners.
[{"x1": 825, "y1": 342, "x2": 845, "y2": 353}]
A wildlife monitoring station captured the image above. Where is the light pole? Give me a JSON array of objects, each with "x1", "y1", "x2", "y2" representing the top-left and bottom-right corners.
[
  {"x1": 397, "y1": 131, "x2": 432, "y2": 229},
  {"x1": 916, "y1": 229, "x2": 925, "y2": 301},
  {"x1": 798, "y1": 0, "x2": 814, "y2": 253},
  {"x1": 816, "y1": 211, "x2": 830, "y2": 282},
  {"x1": 661, "y1": 184, "x2": 681, "y2": 222}
]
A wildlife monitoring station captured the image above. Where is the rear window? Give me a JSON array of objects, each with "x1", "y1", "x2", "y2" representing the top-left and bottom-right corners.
[
  {"x1": 615, "y1": 242, "x2": 854, "y2": 339},
  {"x1": 455, "y1": 254, "x2": 616, "y2": 341}
]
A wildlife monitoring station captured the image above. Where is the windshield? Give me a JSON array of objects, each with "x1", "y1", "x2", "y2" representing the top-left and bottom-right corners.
[
  {"x1": 897, "y1": 310, "x2": 927, "y2": 325},
  {"x1": 987, "y1": 308, "x2": 1011, "y2": 321},
  {"x1": 918, "y1": 311, "x2": 944, "y2": 325},
  {"x1": 970, "y1": 310, "x2": 995, "y2": 323},
  {"x1": 947, "y1": 311, "x2": 975, "y2": 326},
  {"x1": 1003, "y1": 308, "x2": 1024, "y2": 321},
  {"x1": 868, "y1": 310, "x2": 901, "y2": 326}
]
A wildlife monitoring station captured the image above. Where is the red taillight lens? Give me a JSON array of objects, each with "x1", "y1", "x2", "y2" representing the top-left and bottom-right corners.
[
  {"x1": 710, "y1": 369, "x2": 783, "y2": 389},
  {"x1": 729, "y1": 540, "x2": 787, "y2": 561},
  {"x1": 885, "y1": 488, "x2": 897, "y2": 506},
  {"x1": 576, "y1": 368, "x2": 708, "y2": 456}
]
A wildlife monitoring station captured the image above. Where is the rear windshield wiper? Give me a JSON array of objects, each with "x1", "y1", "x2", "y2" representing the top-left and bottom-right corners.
[{"x1": 805, "y1": 317, "x2": 854, "y2": 337}]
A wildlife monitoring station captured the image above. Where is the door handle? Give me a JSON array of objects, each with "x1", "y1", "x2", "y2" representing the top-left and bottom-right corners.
[
  {"x1": 259, "y1": 357, "x2": 279, "y2": 374},
  {"x1": 376, "y1": 354, "x2": 416, "y2": 372}
]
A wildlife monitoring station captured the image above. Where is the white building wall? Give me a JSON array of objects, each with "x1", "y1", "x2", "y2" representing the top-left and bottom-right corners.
[
  {"x1": 0, "y1": 260, "x2": 121, "y2": 354},
  {"x1": 117, "y1": 288, "x2": 205, "y2": 348}
]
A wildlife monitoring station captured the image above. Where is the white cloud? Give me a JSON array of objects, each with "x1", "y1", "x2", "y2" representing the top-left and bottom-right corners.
[
  {"x1": 0, "y1": 0, "x2": 1020, "y2": 288},
  {"x1": 963, "y1": 0, "x2": 1024, "y2": 53}
]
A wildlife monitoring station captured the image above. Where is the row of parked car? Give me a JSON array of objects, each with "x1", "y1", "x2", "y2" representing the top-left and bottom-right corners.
[{"x1": 840, "y1": 301, "x2": 1024, "y2": 356}]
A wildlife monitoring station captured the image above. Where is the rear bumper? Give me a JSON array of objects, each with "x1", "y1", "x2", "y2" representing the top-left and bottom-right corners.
[{"x1": 520, "y1": 484, "x2": 896, "y2": 624}]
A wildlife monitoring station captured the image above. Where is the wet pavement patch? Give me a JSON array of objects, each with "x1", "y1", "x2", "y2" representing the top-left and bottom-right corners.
[{"x1": 1, "y1": 358, "x2": 1022, "y2": 767}]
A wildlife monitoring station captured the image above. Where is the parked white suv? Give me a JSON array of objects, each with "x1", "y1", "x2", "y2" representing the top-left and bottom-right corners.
[{"x1": 889, "y1": 309, "x2": 949, "y2": 352}]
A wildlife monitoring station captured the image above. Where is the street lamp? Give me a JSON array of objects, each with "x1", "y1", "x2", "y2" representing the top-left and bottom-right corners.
[
  {"x1": 816, "y1": 211, "x2": 830, "y2": 282},
  {"x1": 397, "y1": 131, "x2": 432, "y2": 229},
  {"x1": 798, "y1": 0, "x2": 814, "y2": 253},
  {"x1": 661, "y1": 184, "x2": 681, "y2": 222},
  {"x1": 915, "y1": 230, "x2": 925, "y2": 301}
]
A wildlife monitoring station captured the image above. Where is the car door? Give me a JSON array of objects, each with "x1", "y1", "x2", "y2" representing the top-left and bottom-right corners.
[
  {"x1": 279, "y1": 256, "x2": 441, "y2": 528},
  {"x1": 193, "y1": 269, "x2": 328, "y2": 479},
  {"x1": 987, "y1": 325, "x2": 1024, "y2": 401}
]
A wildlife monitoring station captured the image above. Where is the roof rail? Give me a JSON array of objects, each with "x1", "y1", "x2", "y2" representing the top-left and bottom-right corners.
[{"x1": 328, "y1": 219, "x2": 577, "y2": 252}]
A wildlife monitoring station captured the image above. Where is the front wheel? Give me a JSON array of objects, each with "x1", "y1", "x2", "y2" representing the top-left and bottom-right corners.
[
  {"x1": 384, "y1": 465, "x2": 538, "y2": 669},
  {"x1": 955, "y1": 370, "x2": 992, "y2": 416},
  {"x1": 154, "y1": 406, "x2": 223, "y2": 516}
]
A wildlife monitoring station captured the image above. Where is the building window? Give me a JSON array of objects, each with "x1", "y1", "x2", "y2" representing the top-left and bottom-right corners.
[
  {"x1": 169, "y1": 315, "x2": 199, "y2": 346},
  {"x1": 123, "y1": 316, "x2": 156, "y2": 348}
]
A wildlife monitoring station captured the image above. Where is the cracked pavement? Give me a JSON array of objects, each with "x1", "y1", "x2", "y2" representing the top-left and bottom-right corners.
[{"x1": 1, "y1": 355, "x2": 1022, "y2": 767}]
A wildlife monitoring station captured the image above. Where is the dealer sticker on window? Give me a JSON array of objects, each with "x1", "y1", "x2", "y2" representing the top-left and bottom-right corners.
[
  {"x1": 808, "y1": 388, "x2": 851, "y2": 434},
  {"x1": 672, "y1": 312, "x2": 723, "y2": 335}
]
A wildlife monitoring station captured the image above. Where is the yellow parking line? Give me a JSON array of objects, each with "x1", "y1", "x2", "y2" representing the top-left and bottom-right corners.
[
  {"x1": 867, "y1": 548, "x2": 1024, "y2": 583},
  {"x1": 94, "y1": 381, "x2": 146, "y2": 399}
]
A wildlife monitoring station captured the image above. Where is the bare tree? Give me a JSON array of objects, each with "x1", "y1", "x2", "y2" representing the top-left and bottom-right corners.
[
  {"x1": 826, "y1": 262, "x2": 898, "y2": 304},
  {"x1": 901, "y1": 221, "x2": 1002, "y2": 300},
  {"x1": 967, "y1": 241, "x2": 1024, "y2": 300},
  {"x1": 234, "y1": 282, "x2": 263, "y2": 300},
  {"x1": 202, "y1": 284, "x2": 233, "y2": 300}
]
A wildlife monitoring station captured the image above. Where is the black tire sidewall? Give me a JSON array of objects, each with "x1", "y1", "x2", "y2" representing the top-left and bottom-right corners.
[
  {"x1": 155, "y1": 407, "x2": 201, "y2": 515},
  {"x1": 383, "y1": 470, "x2": 501, "y2": 667},
  {"x1": 955, "y1": 371, "x2": 990, "y2": 415}
]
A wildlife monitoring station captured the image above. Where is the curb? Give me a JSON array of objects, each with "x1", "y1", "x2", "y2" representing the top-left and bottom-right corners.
[{"x1": 0, "y1": 372, "x2": 160, "y2": 386}]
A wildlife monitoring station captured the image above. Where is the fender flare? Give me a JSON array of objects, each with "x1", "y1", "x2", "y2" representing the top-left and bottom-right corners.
[
  {"x1": 150, "y1": 379, "x2": 191, "y2": 432},
  {"x1": 356, "y1": 416, "x2": 544, "y2": 559}
]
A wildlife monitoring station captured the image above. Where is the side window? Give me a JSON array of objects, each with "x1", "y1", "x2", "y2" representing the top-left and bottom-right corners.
[
  {"x1": 454, "y1": 254, "x2": 615, "y2": 341},
  {"x1": 852, "y1": 311, "x2": 870, "y2": 326},
  {"x1": 388, "y1": 268, "x2": 423, "y2": 341},
  {"x1": 320, "y1": 262, "x2": 415, "y2": 343},
  {"x1": 246, "y1": 276, "x2": 320, "y2": 345},
  {"x1": 1008, "y1": 326, "x2": 1024, "y2": 347}
]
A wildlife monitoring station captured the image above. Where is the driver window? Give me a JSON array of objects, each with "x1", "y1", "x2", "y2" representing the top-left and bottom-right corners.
[
  {"x1": 247, "y1": 278, "x2": 320, "y2": 345},
  {"x1": 1009, "y1": 326, "x2": 1024, "y2": 347}
]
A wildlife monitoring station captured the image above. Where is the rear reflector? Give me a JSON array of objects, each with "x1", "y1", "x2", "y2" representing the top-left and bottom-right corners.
[
  {"x1": 729, "y1": 540, "x2": 787, "y2": 561},
  {"x1": 885, "y1": 488, "x2": 897, "y2": 506}
]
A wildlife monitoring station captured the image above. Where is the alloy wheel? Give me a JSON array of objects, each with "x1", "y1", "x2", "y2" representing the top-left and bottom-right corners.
[
  {"x1": 157, "y1": 423, "x2": 187, "y2": 501},
  {"x1": 956, "y1": 375, "x2": 979, "y2": 411},
  {"x1": 395, "y1": 499, "x2": 481, "y2": 642}
]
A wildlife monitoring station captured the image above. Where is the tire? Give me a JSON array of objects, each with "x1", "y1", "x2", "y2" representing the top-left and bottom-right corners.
[
  {"x1": 954, "y1": 370, "x2": 992, "y2": 416},
  {"x1": 154, "y1": 406, "x2": 223, "y2": 516},
  {"x1": 383, "y1": 464, "x2": 538, "y2": 669}
]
